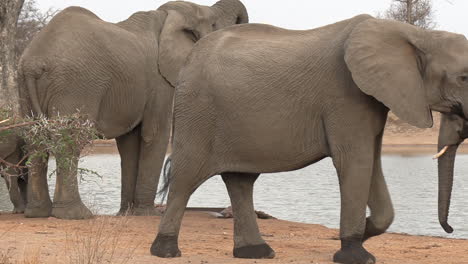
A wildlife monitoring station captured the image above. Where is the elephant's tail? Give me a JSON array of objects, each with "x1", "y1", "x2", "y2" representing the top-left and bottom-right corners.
[
  {"x1": 24, "y1": 76, "x2": 43, "y2": 117},
  {"x1": 18, "y1": 57, "x2": 46, "y2": 117},
  {"x1": 157, "y1": 155, "x2": 172, "y2": 203}
]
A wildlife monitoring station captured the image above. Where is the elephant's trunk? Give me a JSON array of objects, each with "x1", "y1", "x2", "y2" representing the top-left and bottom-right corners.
[
  {"x1": 437, "y1": 144, "x2": 459, "y2": 233},
  {"x1": 211, "y1": 0, "x2": 249, "y2": 29}
]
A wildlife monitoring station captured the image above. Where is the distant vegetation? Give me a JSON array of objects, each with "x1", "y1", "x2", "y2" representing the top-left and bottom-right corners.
[{"x1": 380, "y1": 0, "x2": 437, "y2": 29}]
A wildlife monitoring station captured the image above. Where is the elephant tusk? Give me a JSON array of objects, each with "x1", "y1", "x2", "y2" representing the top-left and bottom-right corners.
[
  {"x1": 433, "y1": 146, "x2": 449, "y2": 160},
  {"x1": 0, "y1": 118, "x2": 10, "y2": 125}
]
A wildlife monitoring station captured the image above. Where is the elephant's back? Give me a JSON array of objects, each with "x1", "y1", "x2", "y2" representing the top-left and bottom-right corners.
[
  {"x1": 21, "y1": 6, "x2": 149, "y2": 74},
  {"x1": 180, "y1": 14, "x2": 374, "y2": 100},
  {"x1": 191, "y1": 14, "x2": 373, "y2": 59}
]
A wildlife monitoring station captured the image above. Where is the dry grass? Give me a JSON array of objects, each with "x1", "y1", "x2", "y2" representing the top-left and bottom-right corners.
[
  {"x1": 18, "y1": 249, "x2": 40, "y2": 264},
  {"x1": 65, "y1": 215, "x2": 139, "y2": 264},
  {"x1": 0, "y1": 225, "x2": 39, "y2": 264},
  {"x1": 0, "y1": 213, "x2": 138, "y2": 264},
  {"x1": 0, "y1": 249, "x2": 13, "y2": 264},
  {"x1": 0, "y1": 248, "x2": 41, "y2": 264}
]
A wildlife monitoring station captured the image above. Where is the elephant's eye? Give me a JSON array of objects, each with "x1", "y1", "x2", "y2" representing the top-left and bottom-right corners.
[
  {"x1": 183, "y1": 29, "x2": 200, "y2": 43},
  {"x1": 457, "y1": 74, "x2": 468, "y2": 87},
  {"x1": 212, "y1": 23, "x2": 217, "y2": 30}
]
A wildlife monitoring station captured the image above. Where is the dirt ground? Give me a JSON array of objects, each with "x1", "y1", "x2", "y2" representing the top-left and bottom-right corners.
[{"x1": 0, "y1": 211, "x2": 467, "y2": 264}]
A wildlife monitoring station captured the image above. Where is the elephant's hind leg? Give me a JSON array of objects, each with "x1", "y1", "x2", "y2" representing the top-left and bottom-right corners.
[
  {"x1": 51, "y1": 147, "x2": 92, "y2": 219},
  {"x1": 151, "y1": 159, "x2": 208, "y2": 258},
  {"x1": 25, "y1": 153, "x2": 52, "y2": 218},
  {"x1": 222, "y1": 173, "x2": 275, "y2": 259},
  {"x1": 363, "y1": 135, "x2": 394, "y2": 241}
]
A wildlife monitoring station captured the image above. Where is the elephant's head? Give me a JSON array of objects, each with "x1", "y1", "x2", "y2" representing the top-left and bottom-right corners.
[
  {"x1": 434, "y1": 114, "x2": 468, "y2": 233},
  {"x1": 157, "y1": 0, "x2": 248, "y2": 86},
  {"x1": 345, "y1": 18, "x2": 468, "y2": 128},
  {"x1": 0, "y1": 133, "x2": 28, "y2": 214},
  {"x1": 344, "y1": 18, "x2": 468, "y2": 233}
]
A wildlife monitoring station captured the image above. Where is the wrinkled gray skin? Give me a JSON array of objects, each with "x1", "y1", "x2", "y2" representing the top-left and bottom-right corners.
[
  {"x1": 152, "y1": 15, "x2": 468, "y2": 264},
  {"x1": 17, "y1": 0, "x2": 248, "y2": 220},
  {"x1": 0, "y1": 134, "x2": 28, "y2": 214},
  {"x1": 436, "y1": 114, "x2": 468, "y2": 234}
]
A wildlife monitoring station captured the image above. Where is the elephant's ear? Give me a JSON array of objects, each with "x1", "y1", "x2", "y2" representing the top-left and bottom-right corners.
[
  {"x1": 344, "y1": 18, "x2": 433, "y2": 128},
  {"x1": 158, "y1": 10, "x2": 198, "y2": 86}
]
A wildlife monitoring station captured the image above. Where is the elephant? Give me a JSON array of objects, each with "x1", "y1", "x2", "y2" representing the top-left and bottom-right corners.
[
  {"x1": 151, "y1": 14, "x2": 468, "y2": 264},
  {"x1": 17, "y1": 0, "x2": 248, "y2": 219},
  {"x1": 434, "y1": 114, "x2": 468, "y2": 234},
  {"x1": 0, "y1": 134, "x2": 28, "y2": 214}
]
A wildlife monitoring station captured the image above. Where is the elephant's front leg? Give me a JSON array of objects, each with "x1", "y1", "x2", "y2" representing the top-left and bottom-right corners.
[
  {"x1": 133, "y1": 88, "x2": 173, "y2": 216},
  {"x1": 332, "y1": 146, "x2": 376, "y2": 264},
  {"x1": 132, "y1": 136, "x2": 168, "y2": 216},
  {"x1": 25, "y1": 153, "x2": 52, "y2": 218},
  {"x1": 115, "y1": 126, "x2": 141, "y2": 215},
  {"x1": 222, "y1": 173, "x2": 275, "y2": 259},
  {"x1": 51, "y1": 149, "x2": 92, "y2": 219}
]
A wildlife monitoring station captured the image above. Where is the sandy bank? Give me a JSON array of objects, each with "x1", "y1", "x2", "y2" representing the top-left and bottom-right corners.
[{"x1": 0, "y1": 212, "x2": 466, "y2": 264}]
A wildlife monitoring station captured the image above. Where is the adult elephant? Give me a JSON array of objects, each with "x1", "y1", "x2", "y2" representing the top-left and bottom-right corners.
[
  {"x1": 434, "y1": 114, "x2": 468, "y2": 234},
  {"x1": 0, "y1": 134, "x2": 28, "y2": 214},
  {"x1": 151, "y1": 15, "x2": 468, "y2": 264},
  {"x1": 17, "y1": 0, "x2": 248, "y2": 219}
]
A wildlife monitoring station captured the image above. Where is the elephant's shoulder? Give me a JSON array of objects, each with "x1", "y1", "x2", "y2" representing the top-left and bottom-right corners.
[
  {"x1": 56, "y1": 6, "x2": 101, "y2": 21},
  {"x1": 215, "y1": 23, "x2": 289, "y2": 37},
  {"x1": 196, "y1": 25, "x2": 301, "y2": 62},
  {"x1": 43, "y1": 7, "x2": 104, "y2": 34},
  {"x1": 201, "y1": 23, "x2": 291, "y2": 49}
]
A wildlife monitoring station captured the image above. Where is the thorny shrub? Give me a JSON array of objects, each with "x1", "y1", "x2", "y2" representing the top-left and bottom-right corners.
[{"x1": 0, "y1": 107, "x2": 103, "y2": 180}]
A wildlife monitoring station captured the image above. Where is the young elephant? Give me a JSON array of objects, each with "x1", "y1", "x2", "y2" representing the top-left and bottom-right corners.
[
  {"x1": 0, "y1": 134, "x2": 28, "y2": 214},
  {"x1": 152, "y1": 15, "x2": 468, "y2": 264},
  {"x1": 18, "y1": 0, "x2": 248, "y2": 219},
  {"x1": 434, "y1": 114, "x2": 468, "y2": 234}
]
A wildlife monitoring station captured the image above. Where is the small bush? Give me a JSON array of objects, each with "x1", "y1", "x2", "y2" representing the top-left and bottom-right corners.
[
  {"x1": 65, "y1": 216, "x2": 139, "y2": 264},
  {"x1": 0, "y1": 108, "x2": 102, "y2": 180}
]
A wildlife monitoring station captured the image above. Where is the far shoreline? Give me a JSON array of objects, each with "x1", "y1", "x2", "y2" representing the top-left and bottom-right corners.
[{"x1": 88, "y1": 139, "x2": 468, "y2": 155}]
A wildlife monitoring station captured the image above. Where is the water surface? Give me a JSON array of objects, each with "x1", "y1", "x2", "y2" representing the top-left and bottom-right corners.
[{"x1": 1, "y1": 154, "x2": 467, "y2": 239}]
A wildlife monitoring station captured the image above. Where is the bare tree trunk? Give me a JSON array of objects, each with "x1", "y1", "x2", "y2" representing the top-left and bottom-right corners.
[
  {"x1": 407, "y1": 0, "x2": 413, "y2": 24},
  {"x1": 0, "y1": 0, "x2": 25, "y2": 113}
]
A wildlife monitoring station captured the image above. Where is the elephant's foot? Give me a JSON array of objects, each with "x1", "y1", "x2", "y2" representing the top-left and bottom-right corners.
[
  {"x1": 25, "y1": 201, "x2": 52, "y2": 218},
  {"x1": 363, "y1": 218, "x2": 387, "y2": 242},
  {"x1": 233, "y1": 243, "x2": 275, "y2": 259},
  {"x1": 151, "y1": 233, "x2": 181, "y2": 258},
  {"x1": 12, "y1": 205, "x2": 25, "y2": 214},
  {"x1": 333, "y1": 239, "x2": 376, "y2": 264},
  {"x1": 116, "y1": 207, "x2": 133, "y2": 216},
  {"x1": 133, "y1": 205, "x2": 163, "y2": 216},
  {"x1": 51, "y1": 200, "x2": 93, "y2": 220}
]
